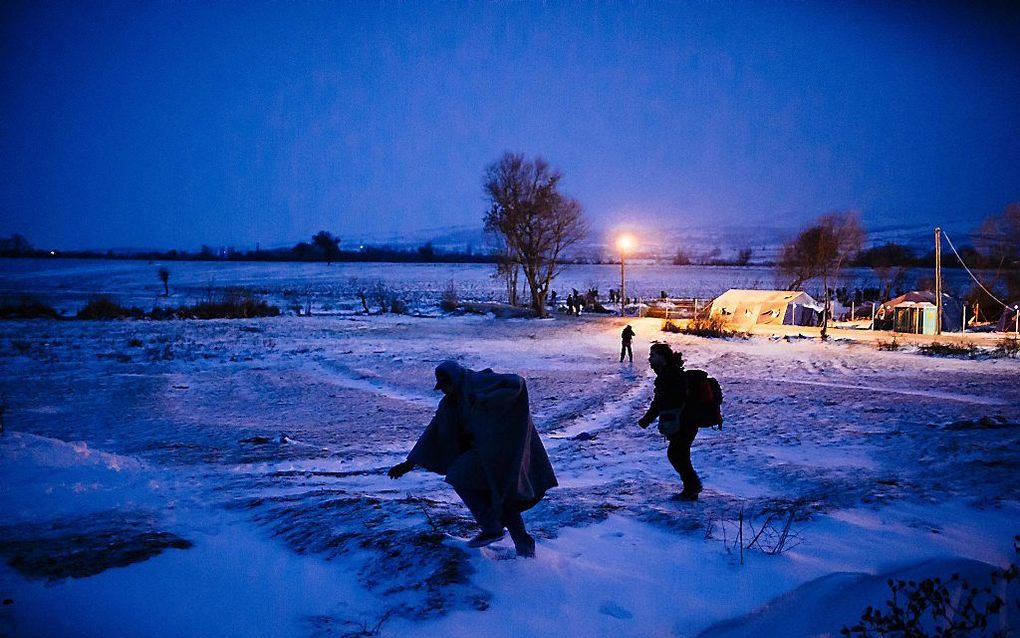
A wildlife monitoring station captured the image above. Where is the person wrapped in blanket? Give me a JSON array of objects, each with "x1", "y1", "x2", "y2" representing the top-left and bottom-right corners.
[{"x1": 389, "y1": 361, "x2": 557, "y2": 557}]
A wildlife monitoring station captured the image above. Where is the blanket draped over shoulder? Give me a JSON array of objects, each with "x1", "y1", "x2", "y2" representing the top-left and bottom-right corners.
[{"x1": 408, "y1": 361, "x2": 557, "y2": 511}]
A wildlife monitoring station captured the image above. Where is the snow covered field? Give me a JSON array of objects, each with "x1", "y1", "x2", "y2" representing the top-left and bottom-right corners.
[
  {"x1": 0, "y1": 259, "x2": 1017, "y2": 637},
  {"x1": 0, "y1": 258, "x2": 980, "y2": 317},
  {"x1": 1, "y1": 308, "x2": 1018, "y2": 637}
]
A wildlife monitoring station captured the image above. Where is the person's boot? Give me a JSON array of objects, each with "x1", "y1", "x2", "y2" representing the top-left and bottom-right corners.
[
  {"x1": 466, "y1": 529, "x2": 505, "y2": 548},
  {"x1": 513, "y1": 533, "x2": 536, "y2": 558},
  {"x1": 674, "y1": 484, "x2": 703, "y2": 501}
]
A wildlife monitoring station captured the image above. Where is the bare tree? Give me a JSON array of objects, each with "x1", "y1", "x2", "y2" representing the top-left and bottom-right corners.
[
  {"x1": 483, "y1": 153, "x2": 588, "y2": 318},
  {"x1": 863, "y1": 243, "x2": 914, "y2": 300},
  {"x1": 487, "y1": 232, "x2": 521, "y2": 305},
  {"x1": 976, "y1": 202, "x2": 1020, "y2": 303},
  {"x1": 701, "y1": 247, "x2": 722, "y2": 265},
  {"x1": 0, "y1": 234, "x2": 33, "y2": 256},
  {"x1": 777, "y1": 212, "x2": 865, "y2": 339},
  {"x1": 157, "y1": 266, "x2": 170, "y2": 297},
  {"x1": 312, "y1": 231, "x2": 341, "y2": 265}
]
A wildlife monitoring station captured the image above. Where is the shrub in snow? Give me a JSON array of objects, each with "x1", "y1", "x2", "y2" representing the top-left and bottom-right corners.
[
  {"x1": 705, "y1": 505, "x2": 804, "y2": 564},
  {"x1": 0, "y1": 297, "x2": 60, "y2": 319},
  {"x1": 662, "y1": 315, "x2": 743, "y2": 338},
  {"x1": 174, "y1": 288, "x2": 280, "y2": 319},
  {"x1": 842, "y1": 536, "x2": 1019, "y2": 638},
  {"x1": 182, "y1": 297, "x2": 280, "y2": 319},
  {"x1": 77, "y1": 297, "x2": 144, "y2": 320},
  {"x1": 877, "y1": 338, "x2": 901, "y2": 351},
  {"x1": 367, "y1": 282, "x2": 407, "y2": 314},
  {"x1": 995, "y1": 337, "x2": 1019, "y2": 359},
  {"x1": 917, "y1": 342, "x2": 977, "y2": 358},
  {"x1": 441, "y1": 282, "x2": 460, "y2": 312},
  {"x1": 661, "y1": 319, "x2": 683, "y2": 333}
]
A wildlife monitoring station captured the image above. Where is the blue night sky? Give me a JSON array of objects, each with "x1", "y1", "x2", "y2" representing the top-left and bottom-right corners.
[{"x1": 1, "y1": 1, "x2": 1018, "y2": 250}]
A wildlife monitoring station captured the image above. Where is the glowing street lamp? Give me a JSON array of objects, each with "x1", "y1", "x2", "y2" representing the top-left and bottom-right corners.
[{"x1": 617, "y1": 234, "x2": 635, "y2": 314}]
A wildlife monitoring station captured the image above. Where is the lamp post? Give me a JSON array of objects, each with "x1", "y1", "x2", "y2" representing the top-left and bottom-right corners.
[{"x1": 617, "y1": 234, "x2": 635, "y2": 315}]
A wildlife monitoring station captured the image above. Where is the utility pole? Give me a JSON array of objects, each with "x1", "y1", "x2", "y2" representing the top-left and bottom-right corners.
[
  {"x1": 934, "y1": 227, "x2": 942, "y2": 335},
  {"x1": 620, "y1": 251, "x2": 626, "y2": 315}
]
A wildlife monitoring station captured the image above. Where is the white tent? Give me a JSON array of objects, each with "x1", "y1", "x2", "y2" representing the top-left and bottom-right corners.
[{"x1": 710, "y1": 289, "x2": 823, "y2": 328}]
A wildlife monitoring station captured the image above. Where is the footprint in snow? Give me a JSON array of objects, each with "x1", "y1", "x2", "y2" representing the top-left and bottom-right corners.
[
  {"x1": 480, "y1": 545, "x2": 518, "y2": 561},
  {"x1": 599, "y1": 601, "x2": 633, "y2": 619}
]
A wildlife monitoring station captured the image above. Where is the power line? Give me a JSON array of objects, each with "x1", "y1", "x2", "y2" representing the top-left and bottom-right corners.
[{"x1": 942, "y1": 231, "x2": 1012, "y2": 310}]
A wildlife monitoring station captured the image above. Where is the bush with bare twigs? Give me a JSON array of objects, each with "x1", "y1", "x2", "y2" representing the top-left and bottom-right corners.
[
  {"x1": 0, "y1": 297, "x2": 61, "y2": 319},
  {"x1": 662, "y1": 315, "x2": 743, "y2": 338},
  {"x1": 77, "y1": 297, "x2": 145, "y2": 320},
  {"x1": 877, "y1": 338, "x2": 901, "y2": 351},
  {"x1": 917, "y1": 342, "x2": 977, "y2": 358},
  {"x1": 440, "y1": 282, "x2": 460, "y2": 312},
  {"x1": 995, "y1": 337, "x2": 1019, "y2": 358},
  {"x1": 841, "y1": 535, "x2": 1019, "y2": 638},
  {"x1": 704, "y1": 504, "x2": 806, "y2": 566}
]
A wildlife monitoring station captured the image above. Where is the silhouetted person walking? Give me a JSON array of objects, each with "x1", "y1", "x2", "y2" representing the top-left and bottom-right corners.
[
  {"x1": 620, "y1": 324, "x2": 635, "y2": 362},
  {"x1": 638, "y1": 343, "x2": 702, "y2": 500},
  {"x1": 389, "y1": 361, "x2": 557, "y2": 557}
]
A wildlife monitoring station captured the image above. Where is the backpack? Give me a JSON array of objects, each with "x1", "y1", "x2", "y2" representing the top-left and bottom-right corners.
[{"x1": 681, "y1": 369, "x2": 724, "y2": 429}]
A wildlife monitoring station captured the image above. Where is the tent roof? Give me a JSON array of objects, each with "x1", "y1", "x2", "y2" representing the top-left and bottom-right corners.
[
  {"x1": 883, "y1": 290, "x2": 964, "y2": 331},
  {"x1": 712, "y1": 289, "x2": 820, "y2": 308},
  {"x1": 884, "y1": 290, "x2": 959, "y2": 308}
]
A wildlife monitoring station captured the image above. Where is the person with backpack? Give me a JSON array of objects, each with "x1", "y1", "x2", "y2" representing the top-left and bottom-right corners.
[
  {"x1": 620, "y1": 324, "x2": 635, "y2": 363},
  {"x1": 637, "y1": 343, "x2": 703, "y2": 500},
  {"x1": 388, "y1": 360, "x2": 557, "y2": 558}
]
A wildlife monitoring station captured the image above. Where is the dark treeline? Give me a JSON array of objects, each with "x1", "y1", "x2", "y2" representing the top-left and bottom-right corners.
[
  {"x1": 852, "y1": 242, "x2": 1005, "y2": 270},
  {"x1": 1, "y1": 232, "x2": 1013, "y2": 271},
  {"x1": 0, "y1": 232, "x2": 496, "y2": 264}
]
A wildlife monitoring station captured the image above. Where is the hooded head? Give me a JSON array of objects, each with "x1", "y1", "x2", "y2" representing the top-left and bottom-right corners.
[
  {"x1": 434, "y1": 360, "x2": 466, "y2": 394},
  {"x1": 649, "y1": 343, "x2": 682, "y2": 372}
]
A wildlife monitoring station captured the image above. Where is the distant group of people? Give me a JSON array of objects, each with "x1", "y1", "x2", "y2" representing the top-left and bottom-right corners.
[
  {"x1": 388, "y1": 328, "x2": 708, "y2": 559},
  {"x1": 564, "y1": 291, "x2": 583, "y2": 315},
  {"x1": 562, "y1": 287, "x2": 606, "y2": 315},
  {"x1": 557, "y1": 287, "x2": 623, "y2": 315},
  {"x1": 554, "y1": 286, "x2": 670, "y2": 313}
]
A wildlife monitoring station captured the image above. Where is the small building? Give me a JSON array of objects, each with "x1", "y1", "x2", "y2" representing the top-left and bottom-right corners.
[
  {"x1": 881, "y1": 291, "x2": 963, "y2": 334},
  {"x1": 709, "y1": 289, "x2": 823, "y2": 327}
]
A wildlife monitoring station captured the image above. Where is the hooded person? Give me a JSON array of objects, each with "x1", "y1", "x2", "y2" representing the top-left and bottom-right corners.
[
  {"x1": 638, "y1": 343, "x2": 701, "y2": 500},
  {"x1": 388, "y1": 360, "x2": 557, "y2": 557},
  {"x1": 620, "y1": 324, "x2": 635, "y2": 362}
]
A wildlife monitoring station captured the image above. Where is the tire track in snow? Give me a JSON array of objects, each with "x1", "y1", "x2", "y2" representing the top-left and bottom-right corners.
[
  {"x1": 310, "y1": 359, "x2": 437, "y2": 409},
  {"x1": 737, "y1": 377, "x2": 1010, "y2": 406},
  {"x1": 544, "y1": 368, "x2": 655, "y2": 443},
  {"x1": 313, "y1": 356, "x2": 657, "y2": 441},
  {"x1": 314, "y1": 356, "x2": 656, "y2": 453}
]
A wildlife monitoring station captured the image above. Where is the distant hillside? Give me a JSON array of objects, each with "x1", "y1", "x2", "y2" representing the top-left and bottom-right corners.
[
  {"x1": 393, "y1": 219, "x2": 980, "y2": 265},
  {"x1": 31, "y1": 219, "x2": 979, "y2": 265}
]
